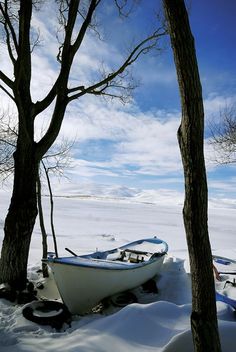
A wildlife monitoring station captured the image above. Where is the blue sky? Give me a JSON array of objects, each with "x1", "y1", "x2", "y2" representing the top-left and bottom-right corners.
[{"x1": 1, "y1": 0, "x2": 236, "y2": 200}]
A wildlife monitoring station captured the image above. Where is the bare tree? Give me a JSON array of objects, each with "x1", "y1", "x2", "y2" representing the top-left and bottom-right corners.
[
  {"x1": 40, "y1": 141, "x2": 74, "y2": 261},
  {"x1": 209, "y1": 104, "x2": 236, "y2": 164},
  {"x1": 0, "y1": 0, "x2": 166, "y2": 290},
  {"x1": 38, "y1": 140, "x2": 74, "y2": 276},
  {"x1": 163, "y1": 1, "x2": 221, "y2": 351}
]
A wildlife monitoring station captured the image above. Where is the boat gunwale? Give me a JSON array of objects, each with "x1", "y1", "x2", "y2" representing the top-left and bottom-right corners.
[
  {"x1": 44, "y1": 237, "x2": 168, "y2": 271},
  {"x1": 45, "y1": 253, "x2": 167, "y2": 271}
]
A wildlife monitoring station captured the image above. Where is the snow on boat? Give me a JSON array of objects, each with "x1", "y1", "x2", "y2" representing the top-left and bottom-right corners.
[
  {"x1": 44, "y1": 237, "x2": 168, "y2": 315},
  {"x1": 213, "y1": 255, "x2": 236, "y2": 274}
]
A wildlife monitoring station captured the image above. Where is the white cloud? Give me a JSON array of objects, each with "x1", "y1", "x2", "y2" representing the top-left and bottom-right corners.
[
  {"x1": 68, "y1": 159, "x2": 120, "y2": 179},
  {"x1": 56, "y1": 97, "x2": 182, "y2": 179},
  {"x1": 112, "y1": 115, "x2": 181, "y2": 175}
]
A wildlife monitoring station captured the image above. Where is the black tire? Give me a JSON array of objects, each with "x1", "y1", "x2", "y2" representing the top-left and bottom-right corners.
[
  {"x1": 22, "y1": 300, "x2": 71, "y2": 329},
  {"x1": 110, "y1": 291, "x2": 137, "y2": 307}
]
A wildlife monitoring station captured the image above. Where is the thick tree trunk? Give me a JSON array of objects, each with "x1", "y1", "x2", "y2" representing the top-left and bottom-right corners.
[
  {"x1": 0, "y1": 141, "x2": 39, "y2": 290},
  {"x1": 163, "y1": 1, "x2": 221, "y2": 351}
]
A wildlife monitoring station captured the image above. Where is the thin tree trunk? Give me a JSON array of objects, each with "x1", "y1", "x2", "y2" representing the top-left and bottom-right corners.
[
  {"x1": 163, "y1": 1, "x2": 221, "y2": 351},
  {"x1": 42, "y1": 163, "x2": 58, "y2": 258},
  {"x1": 37, "y1": 176, "x2": 49, "y2": 277}
]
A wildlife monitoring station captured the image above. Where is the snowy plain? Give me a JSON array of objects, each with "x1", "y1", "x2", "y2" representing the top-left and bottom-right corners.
[{"x1": 0, "y1": 184, "x2": 236, "y2": 352}]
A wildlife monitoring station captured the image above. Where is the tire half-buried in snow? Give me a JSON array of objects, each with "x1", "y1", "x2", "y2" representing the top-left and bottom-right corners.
[
  {"x1": 22, "y1": 300, "x2": 71, "y2": 329},
  {"x1": 110, "y1": 291, "x2": 137, "y2": 307}
]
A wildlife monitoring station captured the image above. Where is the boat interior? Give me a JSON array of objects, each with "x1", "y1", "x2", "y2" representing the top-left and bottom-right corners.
[{"x1": 92, "y1": 248, "x2": 161, "y2": 264}]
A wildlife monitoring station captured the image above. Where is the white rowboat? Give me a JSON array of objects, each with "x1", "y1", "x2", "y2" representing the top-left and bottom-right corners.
[{"x1": 44, "y1": 237, "x2": 168, "y2": 315}]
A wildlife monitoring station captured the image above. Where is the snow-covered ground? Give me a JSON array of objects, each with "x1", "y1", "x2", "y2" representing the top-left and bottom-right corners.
[{"x1": 0, "y1": 186, "x2": 236, "y2": 351}]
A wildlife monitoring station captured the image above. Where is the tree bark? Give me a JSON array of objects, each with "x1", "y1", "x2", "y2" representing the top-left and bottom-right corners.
[
  {"x1": 0, "y1": 139, "x2": 39, "y2": 289},
  {"x1": 163, "y1": 1, "x2": 221, "y2": 351}
]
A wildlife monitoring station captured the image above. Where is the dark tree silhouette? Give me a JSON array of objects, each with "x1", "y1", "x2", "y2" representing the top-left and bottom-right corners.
[{"x1": 163, "y1": 1, "x2": 221, "y2": 351}]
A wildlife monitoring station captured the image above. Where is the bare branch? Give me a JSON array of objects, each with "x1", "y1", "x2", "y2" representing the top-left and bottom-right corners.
[
  {"x1": 55, "y1": 0, "x2": 101, "y2": 63},
  {"x1": 55, "y1": 0, "x2": 102, "y2": 64},
  {"x1": 34, "y1": 79, "x2": 60, "y2": 116},
  {"x1": 0, "y1": 112, "x2": 17, "y2": 182},
  {"x1": 41, "y1": 137, "x2": 74, "y2": 178},
  {"x1": 209, "y1": 104, "x2": 236, "y2": 164},
  {"x1": 0, "y1": 109, "x2": 74, "y2": 182},
  {"x1": 35, "y1": 0, "x2": 98, "y2": 113},
  {"x1": 114, "y1": 0, "x2": 140, "y2": 18},
  {"x1": 0, "y1": 2, "x2": 19, "y2": 63},
  {"x1": 0, "y1": 84, "x2": 15, "y2": 101},
  {"x1": 68, "y1": 28, "x2": 166, "y2": 102},
  {"x1": 0, "y1": 70, "x2": 14, "y2": 89},
  {"x1": 71, "y1": 0, "x2": 101, "y2": 56},
  {"x1": 77, "y1": 1, "x2": 103, "y2": 41},
  {"x1": 30, "y1": 27, "x2": 41, "y2": 53},
  {"x1": 87, "y1": 68, "x2": 139, "y2": 104}
]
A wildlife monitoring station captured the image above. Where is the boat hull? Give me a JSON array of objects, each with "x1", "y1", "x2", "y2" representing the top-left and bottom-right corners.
[
  {"x1": 47, "y1": 256, "x2": 165, "y2": 314},
  {"x1": 45, "y1": 237, "x2": 168, "y2": 314}
]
